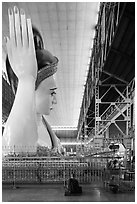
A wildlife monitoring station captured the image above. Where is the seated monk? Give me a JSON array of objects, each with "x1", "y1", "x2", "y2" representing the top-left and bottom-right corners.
[{"x1": 65, "y1": 173, "x2": 82, "y2": 196}]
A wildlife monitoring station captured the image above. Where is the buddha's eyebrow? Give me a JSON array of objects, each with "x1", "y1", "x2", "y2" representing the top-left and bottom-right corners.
[{"x1": 50, "y1": 88, "x2": 57, "y2": 91}]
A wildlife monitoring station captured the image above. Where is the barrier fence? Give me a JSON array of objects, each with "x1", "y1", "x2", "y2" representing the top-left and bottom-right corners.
[
  {"x1": 2, "y1": 146, "x2": 134, "y2": 188},
  {"x1": 2, "y1": 156, "x2": 111, "y2": 185}
]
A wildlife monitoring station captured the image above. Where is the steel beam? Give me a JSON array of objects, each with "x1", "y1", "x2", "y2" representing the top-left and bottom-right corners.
[{"x1": 101, "y1": 70, "x2": 128, "y2": 84}]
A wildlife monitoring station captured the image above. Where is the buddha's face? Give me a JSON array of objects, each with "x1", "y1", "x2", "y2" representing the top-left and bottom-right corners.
[{"x1": 35, "y1": 75, "x2": 57, "y2": 115}]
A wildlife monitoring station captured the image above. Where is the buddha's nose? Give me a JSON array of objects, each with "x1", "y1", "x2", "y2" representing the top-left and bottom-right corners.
[{"x1": 52, "y1": 95, "x2": 57, "y2": 104}]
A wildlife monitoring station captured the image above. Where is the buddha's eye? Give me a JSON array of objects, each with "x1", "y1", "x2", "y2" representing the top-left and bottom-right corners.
[{"x1": 51, "y1": 91, "x2": 56, "y2": 96}]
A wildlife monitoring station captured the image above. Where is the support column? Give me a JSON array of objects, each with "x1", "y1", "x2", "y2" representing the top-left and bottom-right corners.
[{"x1": 95, "y1": 85, "x2": 100, "y2": 136}]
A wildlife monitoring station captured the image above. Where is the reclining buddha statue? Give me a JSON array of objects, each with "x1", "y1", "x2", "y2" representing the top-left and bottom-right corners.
[{"x1": 2, "y1": 6, "x2": 62, "y2": 154}]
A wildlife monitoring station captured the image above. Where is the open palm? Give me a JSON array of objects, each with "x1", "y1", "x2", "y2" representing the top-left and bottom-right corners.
[{"x1": 6, "y1": 6, "x2": 37, "y2": 80}]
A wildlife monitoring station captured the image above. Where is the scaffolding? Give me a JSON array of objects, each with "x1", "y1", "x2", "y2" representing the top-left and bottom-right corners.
[{"x1": 77, "y1": 2, "x2": 135, "y2": 149}]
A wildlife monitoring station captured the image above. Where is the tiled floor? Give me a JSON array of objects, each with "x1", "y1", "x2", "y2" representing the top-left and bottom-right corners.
[{"x1": 2, "y1": 183, "x2": 135, "y2": 202}]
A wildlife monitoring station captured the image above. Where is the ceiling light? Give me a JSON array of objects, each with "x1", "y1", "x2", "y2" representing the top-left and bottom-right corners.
[
  {"x1": 89, "y1": 49, "x2": 92, "y2": 56},
  {"x1": 88, "y1": 57, "x2": 91, "y2": 65},
  {"x1": 51, "y1": 126, "x2": 77, "y2": 130},
  {"x1": 61, "y1": 142, "x2": 83, "y2": 145}
]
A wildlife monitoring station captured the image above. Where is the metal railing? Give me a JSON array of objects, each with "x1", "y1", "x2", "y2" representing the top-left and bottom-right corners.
[
  {"x1": 3, "y1": 155, "x2": 107, "y2": 185},
  {"x1": 2, "y1": 146, "x2": 134, "y2": 188}
]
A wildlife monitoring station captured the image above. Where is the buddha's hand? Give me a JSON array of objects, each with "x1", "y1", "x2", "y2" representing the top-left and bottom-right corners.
[{"x1": 5, "y1": 6, "x2": 37, "y2": 80}]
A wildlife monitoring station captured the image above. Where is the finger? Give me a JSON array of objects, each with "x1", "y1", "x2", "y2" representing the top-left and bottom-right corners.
[
  {"x1": 5, "y1": 36, "x2": 13, "y2": 65},
  {"x1": 8, "y1": 8, "x2": 16, "y2": 46},
  {"x1": 14, "y1": 6, "x2": 22, "y2": 47},
  {"x1": 27, "y1": 18, "x2": 35, "y2": 51},
  {"x1": 20, "y1": 8, "x2": 28, "y2": 47}
]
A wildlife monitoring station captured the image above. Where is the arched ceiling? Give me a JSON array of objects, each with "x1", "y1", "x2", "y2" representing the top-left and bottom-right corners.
[{"x1": 2, "y1": 2, "x2": 100, "y2": 128}]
